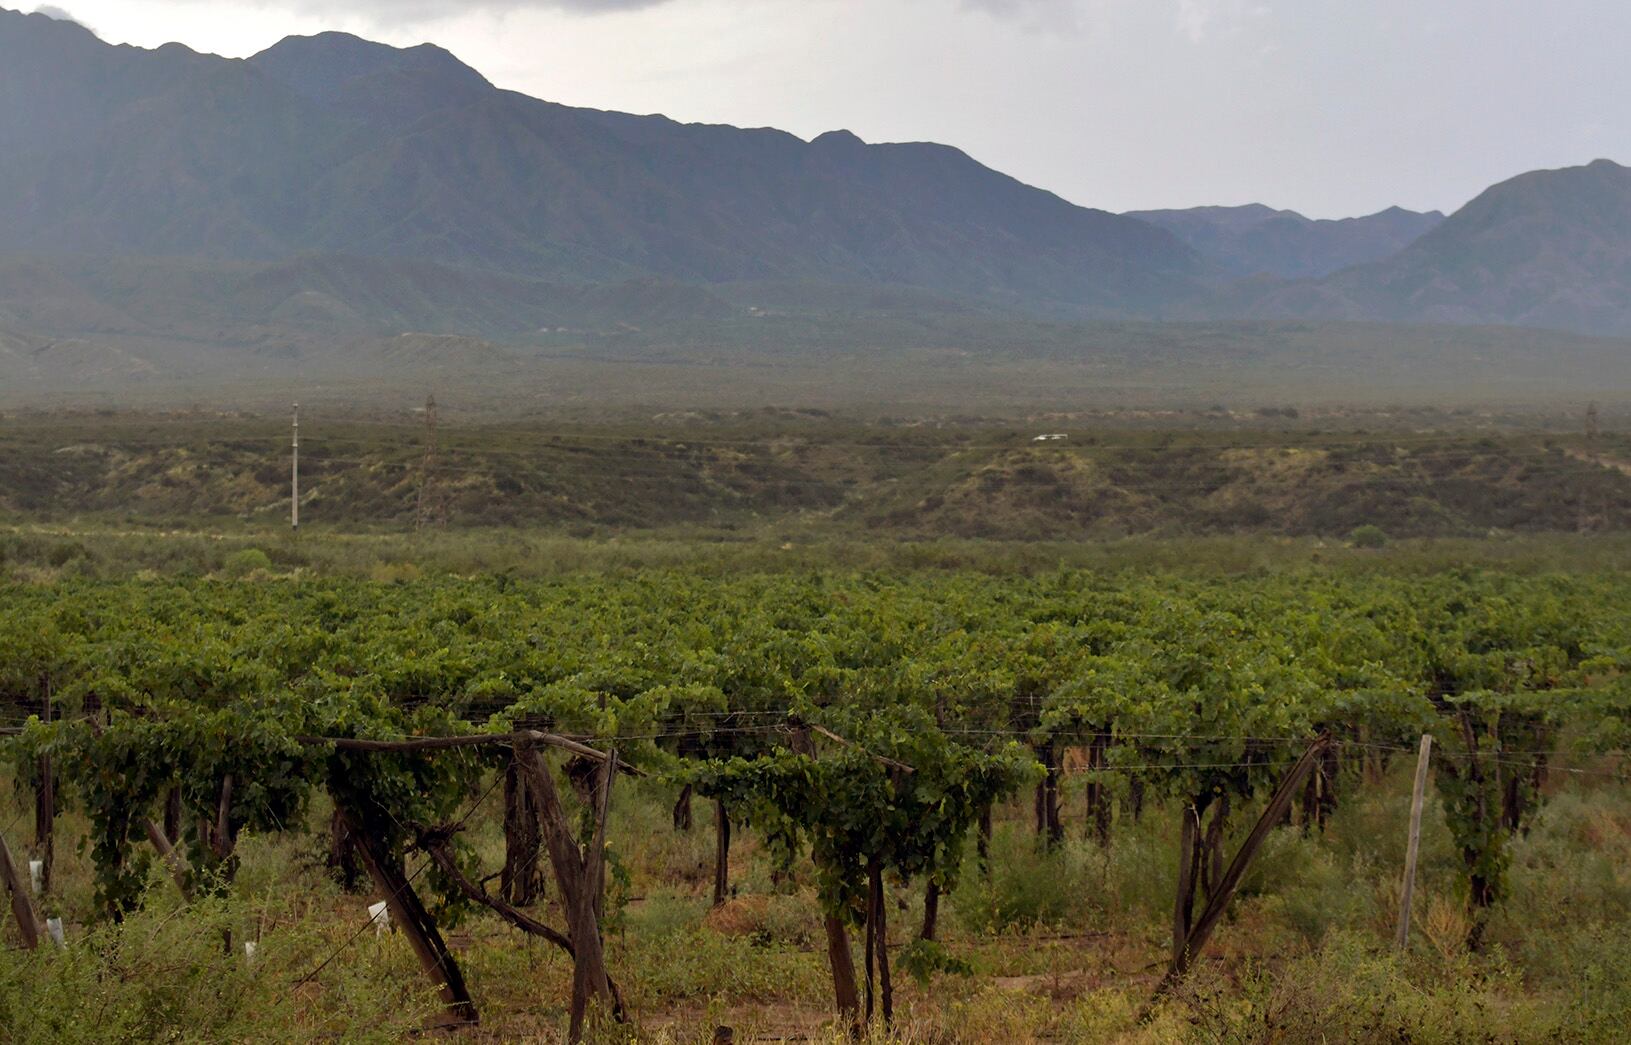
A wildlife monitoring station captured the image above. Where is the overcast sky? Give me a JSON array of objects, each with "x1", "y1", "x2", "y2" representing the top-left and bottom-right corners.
[{"x1": 33, "y1": 0, "x2": 1631, "y2": 218}]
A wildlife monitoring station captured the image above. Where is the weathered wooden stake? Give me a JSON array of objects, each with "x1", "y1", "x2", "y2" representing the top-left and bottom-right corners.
[
  {"x1": 515, "y1": 741, "x2": 619, "y2": 1041},
  {"x1": 1171, "y1": 804, "x2": 1200, "y2": 965},
  {"x1": 1156, "y1": 735, "x2": 1330, "y2": 997},
  {"x1": 713, "y1": 798, "x2": 731, "y2": 908},
  {"x1": 327, "y1": 805, "x2": 364, "y2": 892},
  {"x1": 1084, "y1": 733, "x2": 1112, "y2": 845},
  {"x1": 874, "y1": 868, "x2": 892, "y2": 1025},
  {"x1": 162, "y1": 787, "x2": 183, "y2": 852},
  {"x1": 33, "y1": 754, "x2": 54, "y2": 895},
  {"x1": 0, "y1": 830, "x2": 42, "y2": 949},
  {"x1": 1200, "y1": 794, "x2": 1230, "y2": 902},
  {"x1": 920, "y1": 880, "x2": 940, "y2": 942},
  {"x1": 672, "y1": 783, "x2": 694, "y2": 832},
  {"x1": 863, "y1": 865, "x2": 876, "y2": 1024},
  {"x1": 976, "y1": 803, "x2": 992, "y2": 873},
  {"x1": 340, "y1": 804, "x2": 478, "y2": 1027},
  {"x1": 1395, "y1": 733, "x2": 1433, "y2": 951},
  {"x1": 141, "y1": 817, "x2": 193, "y2": 899},
  {"x1": 501, "y1": 757, "x2": 545, "y2": 906},
  {"x1": 824, "y1": 913, "x2": 861, "y2": 1037}
]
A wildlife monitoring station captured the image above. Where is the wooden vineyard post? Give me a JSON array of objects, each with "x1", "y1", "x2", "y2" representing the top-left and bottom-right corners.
[
  {"x1": 713, "y1": 798, "x2": 731, "y2": 908},
  {"x1": 1171, "y1": 804, "x2": 1200, "y2": 965},
  {"x1": 142, "y1": 817, "x2": 193, "y2": 900},
  {"x1": 33, "y1": 753, "x2": 54, "y2": 896},
  {"x1": 824, "y1": 913, "x2": 861, "y2": 1036},
  {"x1": 34, "y1": 684, "x2": 54, "y2": 895},
  {"x1": 1395, "y1": 734, "x2": 1433, "y2": 950},
  {"x1": 672, "y1": 783, "x2": 694, "y2": 832},
  {"x1": 1199, "y1": 794, "x2": 1230, "y2": 902},
  {"x1": 920, "y1": 880, "x2": 940, "y2": 941},
  {"x1": 874, "y1": 866, "x2": 892, "y2": 1025},
  {"x1": 338, "y1": 803, "x2": 478, "y2": 1028},
  {"x1": 0, "y1": 830, "x2": 43, "y2": 950},
  {"x1": 1084, "y1": 732, "x2": 1112, "y2": 846},
  {"x1": 163, "y1": 788, "x2": 183, "y2": 854},
  {"x1": 502, "y1": 756, "x2": 545, "y2": 907},
  {"x1": 1034, "y1": 740, "x2": 1063, "y2": 847},
  {"x1": 515, "y1": 741, "x2": 620, "y2": 1042},
  {"x1": 976, "y1": 803, "x2": 992, "y2": 873},
  {"x1": 864, "y1": 862, "x2": 893, "y2": 1025},
  {"x1": 327, "y1": 805, "x2": 364, "y2": 892},
  {"x1": 1155, "y1": 735, "x2": 1331, "y2": 999}
]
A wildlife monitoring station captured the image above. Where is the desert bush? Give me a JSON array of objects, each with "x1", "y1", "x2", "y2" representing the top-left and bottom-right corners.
[
  {"x1": 223, "y1": 547, "x2": 273, "y2": 577},
  {"x1": 1349, "y1": 524, "x2": 1389, "y2": 548},
  {"x1": 953, "y1": 829, "x2": 1097, "y2": 932}
]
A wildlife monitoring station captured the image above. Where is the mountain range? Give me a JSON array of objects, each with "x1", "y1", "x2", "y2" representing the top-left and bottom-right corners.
[
  {"x1": 0, "y1": 8, "x2": 1203, "y2": 313},
  {"x1": 4, "y1": 5, "x2": 1631, "y2": 401},
  {"x1": 1126, "y1": 205, "x2": 1444, "y2": 280}
]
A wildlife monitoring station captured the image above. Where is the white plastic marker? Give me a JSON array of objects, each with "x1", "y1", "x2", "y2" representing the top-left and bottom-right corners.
[
  {"x1": 45, "y1": 917, "x2": 65, "y2": 947},
  {"x1": 29, "y1": 860, "x2": 43, "y2": 895},
  {"x1": 368, "y1": 900, "x2": 391, "y2": 935},
  {"x1": 243, "y1": 940, "x2": 258, "y2": 966}
]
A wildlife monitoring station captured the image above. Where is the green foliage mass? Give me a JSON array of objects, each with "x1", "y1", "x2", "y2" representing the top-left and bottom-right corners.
[{"x1": 0, "y1": 567, "x2": 1625, "y2": 940}]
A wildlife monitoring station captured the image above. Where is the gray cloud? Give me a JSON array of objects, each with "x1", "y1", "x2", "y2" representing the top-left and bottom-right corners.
[
  {"x1": 959, "y1": 0, "x2": 1081, "y2": 30},
  {"x1": 269, "y1": 0, "x2": 1088, "y2": 25},
  {"x1": 278, "y1": 0, "x2": 670, "y2": 17}
]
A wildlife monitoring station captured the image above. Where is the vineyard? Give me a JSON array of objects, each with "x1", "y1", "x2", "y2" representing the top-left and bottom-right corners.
[{"x1": 1, "y1": 568, "x2": 1629, "y2": 1041}]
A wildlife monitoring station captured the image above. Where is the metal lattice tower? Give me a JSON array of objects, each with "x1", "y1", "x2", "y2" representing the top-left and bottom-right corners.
[{"x1": 415, "y1": 394, "x2": 442, "y2": 530}]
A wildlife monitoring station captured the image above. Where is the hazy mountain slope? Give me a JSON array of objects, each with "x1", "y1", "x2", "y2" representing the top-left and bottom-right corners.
[
  {"x1": 1264, "y1": 160, "x2": 1631, "y2": 335},
  {"x1": 0, "y1": 254, "x2": 736, "y2": 343},
  {"x1": 0, "y1": 9, "x2": 1206, "y2": 314},
  {"x1": 1129, "y1": 204, "x2": 1443, "y2": 278}
]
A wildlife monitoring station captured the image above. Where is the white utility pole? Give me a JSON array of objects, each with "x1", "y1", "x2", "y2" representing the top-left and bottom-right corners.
[{"x1": 291, "y1": 403, "x2": 300, "y2": 532}]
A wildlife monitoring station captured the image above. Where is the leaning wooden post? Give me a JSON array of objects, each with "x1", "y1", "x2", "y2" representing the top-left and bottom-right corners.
[
  {"x1": 1155, "y1": 734, "x2": 1330, "y2": 997},
  {"x1": 1395, "y1": 734, "x2": 1433, "y2": 950},
  {"x1": 0, "y1": 830, "x2": 43, "y2": 950},
  {"x1": 337, "y1": 803, "x2": 478, "y2": 1028},
  {"x1": 141, "y1": 817, "x2": 193, "y2": 900}
]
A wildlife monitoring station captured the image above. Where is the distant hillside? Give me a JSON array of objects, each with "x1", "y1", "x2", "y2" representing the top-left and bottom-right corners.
[
  {"x1": 0, "y1": 8, "x2": 1205, "y2": 316},
  {"x1": 1129, "y1": 204, "x2": 1443, "y2": 278},
  {"x1": 1265, "y1": 160, "x2": 1631, "y2": 335},
  {"x1": 4, "y1": 416, "x2": 1629, "y2": 540}
]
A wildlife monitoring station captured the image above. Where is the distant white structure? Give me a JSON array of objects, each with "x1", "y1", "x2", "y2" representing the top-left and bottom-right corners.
[{"x1": 1032, "y1": 433, "x2": 1068, "y2": 442}]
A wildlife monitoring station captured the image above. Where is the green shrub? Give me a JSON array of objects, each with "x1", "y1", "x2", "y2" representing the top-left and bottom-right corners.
[
  {"x1": 953, "y1": 831, "x2": 1094, "y2": 932},
  {"x1": 0, "y1": 891, "x2": 429, "y2": 1043},
  {"x1": 222, "y1": 547, "x2": 274, "y2": 577},
  {"x1": 1180, "y1": 931, "x2": 1562, "y2": 1042},
  {"x1": 46, "y1": 541, "x2": 89, "y2": 567},
  {"x1": 1349, "y1": 524, "x2": 1389, "y2": 548}
]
